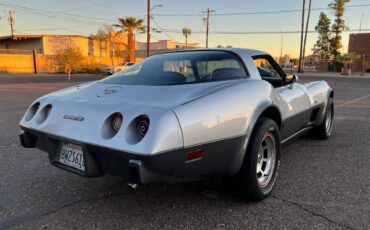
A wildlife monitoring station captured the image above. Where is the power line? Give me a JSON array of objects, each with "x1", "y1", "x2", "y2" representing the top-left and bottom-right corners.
[
  {"x1": 151, "y1": 17, "x2": 176, "y2": 41},
  {"x1": 16, "y1": 24, "x2": 93, "y2": 32},
  {"x1": 150, "y1": 32, "x2": 160, "y2": 42},
  {"x1": 0, "y1": 1, "x2": 115, "y2": 25},
  {"x1": 152, "y1": 3, "x2": 370, "y2": 17},
  {"x1": 43, "y1": 0, "x2": 95, "y2": 10},
  {"x1": 3, "y1": 1, "x2": 369, "y2": 39},
  {"x1": 15, "y1": 26, "x2": 370, "y2": 36},
  {"x1": 156, "y1": 28, "x2": 370, "y2": 35},
  {"x1": 55, "y1": 0, "x2": 113, "y2": 13}
]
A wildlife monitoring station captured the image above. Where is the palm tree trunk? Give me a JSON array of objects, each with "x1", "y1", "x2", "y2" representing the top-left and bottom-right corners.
[
  {"x1": 302, "y1": 0, "x2": 312, "y2": 71},
  {"x1": 298, "y1": 0, "x2": 306, "y2": 73},
  {"x1": 128, "y1": 30, "x2": 135, "y2": 62}
]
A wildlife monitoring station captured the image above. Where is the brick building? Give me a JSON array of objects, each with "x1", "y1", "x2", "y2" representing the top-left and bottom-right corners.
[{"x1": 348, "y1": 33, "x2": 370, "y2": 72}]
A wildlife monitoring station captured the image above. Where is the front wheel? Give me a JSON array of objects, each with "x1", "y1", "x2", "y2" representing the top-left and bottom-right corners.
[{"x1": 237, "y1": 118, "x2": 281, "y2": 201}]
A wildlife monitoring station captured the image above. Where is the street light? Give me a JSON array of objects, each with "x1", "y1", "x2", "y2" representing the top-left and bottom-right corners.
[
  {"x1": 147, "y1": 1, "x2": 163, "y2": 57},
  {"x1": 151, "y1": 4, "x2": 162, "y2": 11}
]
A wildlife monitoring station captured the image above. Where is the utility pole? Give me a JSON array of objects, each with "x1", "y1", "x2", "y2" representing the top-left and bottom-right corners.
[
  {"x1": 146, "y1": 1, "x2": 162, "y2": 57},
  {"x1": 298, "y1": 0, "x2": 306, "y2": 73},
  {"x1": 7, "y1": 11, "x2": 15, "y2": 37},
  {"x1": 280, "y1": 32, "x2": 283, "y2": 66},
  {"x1": 302, "y1": 0, "x2": 312, "y2": 72},
  {"x1": 202, "y1": 8, "x2": 214, "y2": 48},
  {"x1": 147, "y1": 0, "x2": 151, "y2": 57}
]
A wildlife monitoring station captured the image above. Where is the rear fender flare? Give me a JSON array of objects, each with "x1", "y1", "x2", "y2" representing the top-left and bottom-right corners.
[{"x1": 233, "y1": 100, "x2": 282, "y2": 174}]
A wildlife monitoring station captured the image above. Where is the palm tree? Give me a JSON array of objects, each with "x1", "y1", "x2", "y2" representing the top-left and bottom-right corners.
[
  {"x1": 338, "y1": 53, "x2": 359, "y2": 75},
  {"x1": 113, "y1": 17, "x2": 145, "y2": 62},
  {"x1": 182, "y1": 27, "x2": 191, "y2": 49}
]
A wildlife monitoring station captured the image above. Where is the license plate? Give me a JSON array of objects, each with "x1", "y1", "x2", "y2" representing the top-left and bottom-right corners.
[{"x1": 58, "y1": 143, "x2": 85, "y2": 171}]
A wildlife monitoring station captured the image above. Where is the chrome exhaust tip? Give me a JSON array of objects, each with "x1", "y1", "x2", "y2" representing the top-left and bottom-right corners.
[{"x1": 127, "y1": 183, "x2": 139, "y2": 191}]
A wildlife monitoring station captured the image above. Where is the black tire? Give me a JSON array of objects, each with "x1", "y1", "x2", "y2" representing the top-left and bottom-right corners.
[
  {"x1": 311, "y1": 97, "x2": 334, "y2": 140},
  {"x1": 237, "y1": 118, "x2": 281, "y2": 201}
]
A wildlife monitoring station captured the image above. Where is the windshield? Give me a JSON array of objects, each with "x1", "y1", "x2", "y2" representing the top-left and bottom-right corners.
[{"x1": 101, "y1": 51, "x2": 247, "y2": 85}]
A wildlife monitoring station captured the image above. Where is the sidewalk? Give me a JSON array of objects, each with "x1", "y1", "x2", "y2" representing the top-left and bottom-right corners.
[
  {"x1": 299, "y1": 71, "x2": 370, "y2": 79},
  {"x1": 0, "y1": 73, "x2": 105, "y2": 84},
  {"x1": 0, "y1": 73, "x2": 105, "y2": 78}
]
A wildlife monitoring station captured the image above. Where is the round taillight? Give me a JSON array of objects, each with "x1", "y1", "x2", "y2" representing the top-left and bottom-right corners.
[
  {"x1": 137, "y1": 116, "x2": 150, "y2": 137},
  {"x1": 112, "y1": 113, "x2": 123, "y2": 132}
]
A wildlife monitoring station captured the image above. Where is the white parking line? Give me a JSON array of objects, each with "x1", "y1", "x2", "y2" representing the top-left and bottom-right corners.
[{"x1": 336, "y1": 94, "x2": 370, "y2": 108}]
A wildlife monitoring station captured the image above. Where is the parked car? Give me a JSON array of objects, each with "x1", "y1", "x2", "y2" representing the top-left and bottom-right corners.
[
  {"x1": 105, "y1": 62, "x2": 135, "y2": 74},
  {"x1": 19, "y1": 48, "x2": 334, "y2": 201}
]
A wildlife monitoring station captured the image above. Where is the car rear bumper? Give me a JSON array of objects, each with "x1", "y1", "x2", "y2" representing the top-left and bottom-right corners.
[{"x1": 19, "y1": 127, "x2": 246, "y2": 184}]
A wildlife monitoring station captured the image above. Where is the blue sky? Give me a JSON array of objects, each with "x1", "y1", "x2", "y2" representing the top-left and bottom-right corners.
[{"x1": 0, "y1": 0, "x2": 369, "y2": 57}]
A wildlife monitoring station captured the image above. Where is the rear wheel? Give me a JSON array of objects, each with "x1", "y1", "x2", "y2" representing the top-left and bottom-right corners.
[
  {"x1": 311, "y1": 97, "x2": 334, "y2": 139},
  {"x1": 238, "y1": 118, "x2": 281, "y2": 201}
]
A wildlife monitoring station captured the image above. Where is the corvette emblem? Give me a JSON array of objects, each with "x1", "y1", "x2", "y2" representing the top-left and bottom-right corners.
[
  {"x1": 104, "y1": 86, "x2": 121, "y2": 95},
  {"x1": 97, "y1": 86, "x2": 121, "y2": 97},
  {"x1": 63, "y1": 114, "x2": 84, "y2": 122}
]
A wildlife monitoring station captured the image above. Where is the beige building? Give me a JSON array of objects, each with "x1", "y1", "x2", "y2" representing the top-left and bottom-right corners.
[
  {"x1": 137, "y1": 39, "x2": 200, "y2": 50},
  {"x1": 0, "y1": 34, "x2": 128, "y2": 57},
  {"x1": 89, "y1": 32, "x2": 129, "y2": 57},
  {"x1": 0, "y1": 35, "x2": 90, "y2": 55},
  {"x1": 0, "y1": 34, "x2": 130, "y2": 74}
]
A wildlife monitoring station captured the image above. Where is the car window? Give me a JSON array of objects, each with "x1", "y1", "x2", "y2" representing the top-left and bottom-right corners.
[
  {"x1": 120, "y1": 63, "x2": 142, "y2": 76},
  {"x1": 100, "y1": 51, "x2": 248, "y2": 85},
  {"x1": 164, "y1": 60, "x2": 195, "y2": 82},
  {"x1": 253, "y1": 58, "x2": 281, "y2": 79},
  {"x1": 197, "y1": 59, "x2": 241, "y2": 75}
]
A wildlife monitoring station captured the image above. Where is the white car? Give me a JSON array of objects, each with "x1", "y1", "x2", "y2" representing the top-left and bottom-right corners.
[
  {"x1": 105, "y1": 62, "x2": 135, "y2": 75},
  {"x1": 19, "y1": 48, "x2": 333, "y2": 201}
]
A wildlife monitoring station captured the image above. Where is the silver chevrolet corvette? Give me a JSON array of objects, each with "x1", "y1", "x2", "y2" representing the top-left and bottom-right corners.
[{"x1": 19, "y1": 48, "x2": 334, "y2": 201}]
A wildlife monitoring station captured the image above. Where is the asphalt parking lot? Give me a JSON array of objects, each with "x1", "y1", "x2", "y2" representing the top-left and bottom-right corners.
[{"x1": 0, "y1": 74, "x2": 369, "y2": 229}]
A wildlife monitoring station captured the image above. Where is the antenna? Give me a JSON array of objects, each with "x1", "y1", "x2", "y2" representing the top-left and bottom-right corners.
[{"x1": 359, "y1": 13, "x2": 364, "y2": 33}]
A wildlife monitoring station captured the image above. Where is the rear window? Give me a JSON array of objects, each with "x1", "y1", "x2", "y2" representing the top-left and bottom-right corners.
[{"x1": 100, "y1": 51, "x2": 247, "y2": 85}]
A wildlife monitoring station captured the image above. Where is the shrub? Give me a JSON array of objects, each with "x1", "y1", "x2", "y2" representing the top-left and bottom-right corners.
[
  {"x1": 332, "y1": 60, "x2": 344, "y2": 72},
  {"x1": 366, "y1": 68, "x2": 370, "y2": 73},
  {"x1": 57, "y1": 48, "x2": 83, "y2": 80}
]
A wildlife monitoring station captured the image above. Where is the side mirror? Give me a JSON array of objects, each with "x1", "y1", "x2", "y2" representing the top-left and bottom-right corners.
[{"x1": 285, "y1": 74, "x2": 298, "y2": 84}]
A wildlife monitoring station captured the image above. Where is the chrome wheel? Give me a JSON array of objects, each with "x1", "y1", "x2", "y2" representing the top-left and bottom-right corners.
[
  {"x1": 256, "y1": 132, "x2": 276, "y2": 187},
  {"x1": 325, "y1": 104, "x2": 333, "y2": 133}
]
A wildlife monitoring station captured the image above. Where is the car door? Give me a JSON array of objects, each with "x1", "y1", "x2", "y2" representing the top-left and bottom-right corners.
[{"x1": 253, "y1": 56, "x2": 311, "y2": 140}]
